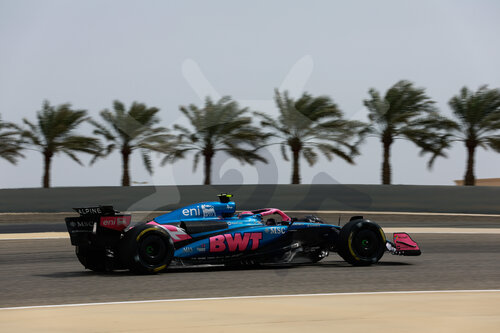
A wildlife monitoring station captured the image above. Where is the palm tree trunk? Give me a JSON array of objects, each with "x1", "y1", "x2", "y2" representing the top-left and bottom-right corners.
[
  {"x1": 381, "y1": 132, "x2": 393, "y2": 185},
  {"x1": 203, "y1": 152, "x2": 213, "y2": 185},
  {"x1": 464, "y1": 140, "x2": 476, "y2": 186},
  {"x1": 121, "y1": 147, "x2": 131, "y2": 186},
  {"x1": 291, "y1": 148, "x2": 301, "y2": 184},
  {"x1": 42, "y1": 151, "x2": 53, "y2": 188}
]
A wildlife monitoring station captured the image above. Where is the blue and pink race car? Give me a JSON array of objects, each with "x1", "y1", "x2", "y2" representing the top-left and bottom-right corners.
[{"x1": 65, "y1": 194, "x2": 421, "y2": 274}]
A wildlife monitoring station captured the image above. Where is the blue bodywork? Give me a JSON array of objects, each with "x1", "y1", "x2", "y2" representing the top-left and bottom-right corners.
[
  {"x1": 66, "y1": 195, "x2": 419, "y2": 273},
  {"x1": 149, "y1": 198, "x2": 340, "y2": 264}
]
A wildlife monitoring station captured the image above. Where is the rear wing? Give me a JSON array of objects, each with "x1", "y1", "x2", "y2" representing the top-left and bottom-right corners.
[
  {"x1": 72, "y1": 206, "x2": 117, "y2": 216},
  {"x1": 65, "y1": 205, "x2": 131, "y2": 246}
]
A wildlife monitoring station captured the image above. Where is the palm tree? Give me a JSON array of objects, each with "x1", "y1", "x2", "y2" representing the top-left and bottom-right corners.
[
  {"x1": 22, "y1": 101, "x2": 102, "y2": 188},
  {"x1": 444, "y1": 86, "x2": 500, "y2": 185},
  {"x1": 0, "y1": 114, "x2": 24, "y2": 164},
  {"x1": 364, "y1": 80, "x2": 445, "y2": 185},
  {"x1": 255, "y1": 90, "x2": 366, "y2": 184},
  {"x1": 90, "y1": 100, "x2": 171, "y2": 186},
  {"x1": 162, "y1": 96, "x2": 268, "y2": 185}
]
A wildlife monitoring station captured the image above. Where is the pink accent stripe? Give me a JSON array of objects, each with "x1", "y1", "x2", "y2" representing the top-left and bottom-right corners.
[
  {"x1": 240, "y1": 208, "x2": 291, "y2": 222},
  {"x1": 146, "y1": 221, "x2": 191, "y2": 242}
]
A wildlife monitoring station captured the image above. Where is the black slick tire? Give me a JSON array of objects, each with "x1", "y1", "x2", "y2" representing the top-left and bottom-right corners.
[
  {"x1": 120, "y1": 224, "x2": 174, "y2": 274},
  {"x1": 337, "y1": 219, "x2": 386, "y2": 266},
  {"x1": 76, "y1": 246, "x2": 106, "y2": 272}
]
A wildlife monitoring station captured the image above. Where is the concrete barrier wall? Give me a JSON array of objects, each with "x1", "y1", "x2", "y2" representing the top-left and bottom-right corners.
[{"x1": 1, "y1": 184, "x2": 499, "y2": 214}]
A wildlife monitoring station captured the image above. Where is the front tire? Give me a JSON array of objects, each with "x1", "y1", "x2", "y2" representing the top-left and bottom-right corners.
[
  {"x1": 337, "y1": 219, "x2": 386, "y2": 266},
  {"x1": 120, "y1": 224, "x2": 174, "y2": 274}
]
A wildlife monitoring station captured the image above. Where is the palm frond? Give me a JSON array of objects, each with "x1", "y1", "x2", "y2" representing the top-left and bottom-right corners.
[
  {"x1": 222, "y1": 146, "x2": 268, "y2": 165},
  {"x1": 280, "y1": 143, "x2": 289, "y2": 161},
  {"x1": 448, "y1": 86, "x2": 500, "y2": 146},
  {"x1": 192, "y1": 151, "x2": 201, "y2": 172},
  {"x1": 170, "y1": 96, "x2": 270, "y2": 175},
  {"x1": 302, "y1": 147, "x2": 318, "y2": 166},
  {"x1": 141, "y1": 150, "x2": 153, "y2": 174},
  {"x1": 21, "y1": 101, "x2": 101, "y2": 169},
  {"x1": 90, "y1": 100, "x2": 172, "y2": 176},
  {"x1": 0, "y1": 114, "x2": 24, "y2": 164},
  {"x1": 254, "y1": 90, "x2": 365, "y2": 182},
  {"x1": 61, "y1": 149, "x2": 83, "y2": 165},
  {"x1": 160, "y1": 147, "x2": 196, "y2": 166},
  {"x1": 485, "y1": 136, "x2": 500, "y2": 153}
]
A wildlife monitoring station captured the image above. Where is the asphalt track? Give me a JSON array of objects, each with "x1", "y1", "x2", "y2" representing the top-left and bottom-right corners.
[
  {"x1": 1, "y1": 232, "x2": 500, "y2": 308},
  {"x1": 2, "y1": 211, "x2": 500, "y2": 332},
  {"x1": 3, "y1": 181, "x2": 500, "y2": 332}
]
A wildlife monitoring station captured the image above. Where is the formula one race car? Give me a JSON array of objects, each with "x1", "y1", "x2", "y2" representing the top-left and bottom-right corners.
[{"x1": 65, "y1": 194, "x2": 421, "y2": 274}]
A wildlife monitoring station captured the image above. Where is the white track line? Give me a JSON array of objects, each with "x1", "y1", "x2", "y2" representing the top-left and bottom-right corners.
[
  {"x1": 2, "y1": 289, "x2": 500, "y2": 311},
  {"x1": 0, "y1": 232, "x2": 69, "y2": 240}
]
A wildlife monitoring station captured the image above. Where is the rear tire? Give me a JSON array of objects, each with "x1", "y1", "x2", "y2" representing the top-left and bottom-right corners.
[
  {"x1": 76, "y1": 246, "x2": 106, "y2": 272},
  {"x1": 337, "y1": 219, "x2": 386, "y2": 266},
  {"x1": 120, "y1": 224, "x2": 174, "y2": 274}
]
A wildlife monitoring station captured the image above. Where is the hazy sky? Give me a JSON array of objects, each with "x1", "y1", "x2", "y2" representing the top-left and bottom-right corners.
[{"x1": 1, "y1": 0, "x2": 500, "y2": 188}]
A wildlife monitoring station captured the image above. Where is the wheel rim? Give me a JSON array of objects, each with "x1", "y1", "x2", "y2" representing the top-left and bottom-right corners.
[
  {"x1": 352, "y1": 229, "x2": 380, "y2": 259},
  {"x1": 139, "y1": 234, "x2": 167, "y2": 266}
]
